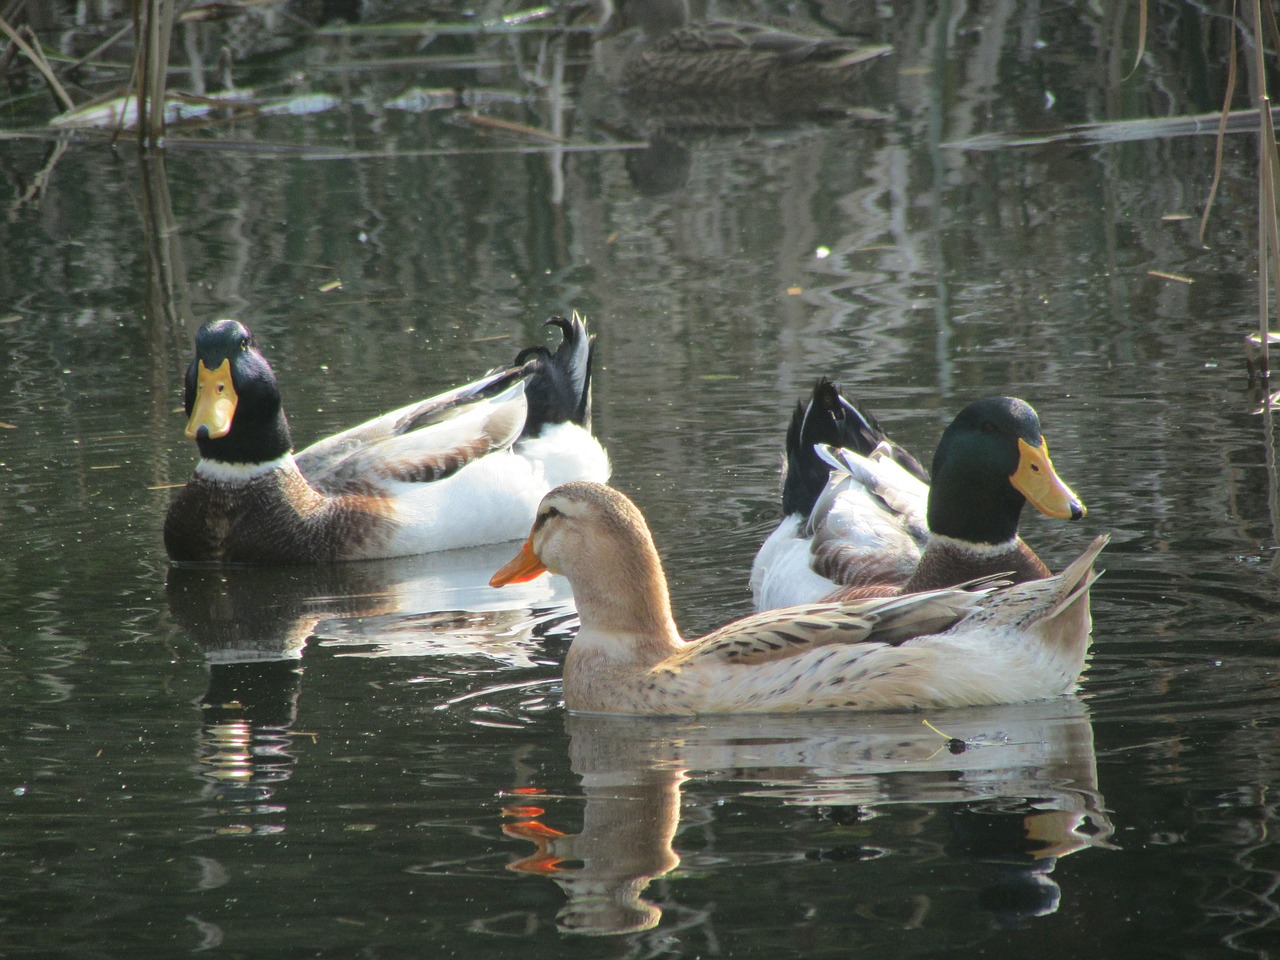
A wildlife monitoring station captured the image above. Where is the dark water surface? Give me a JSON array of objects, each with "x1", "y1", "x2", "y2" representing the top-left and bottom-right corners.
[{"x1": 4, "y1": 2, "x2": 1280, "y2": 957}]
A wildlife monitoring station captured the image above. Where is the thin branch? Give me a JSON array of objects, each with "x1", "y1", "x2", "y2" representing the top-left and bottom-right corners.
[
  {"x1": 1126, "y1": 0, "x2": 1148, "y2": 79},
  {"x1": 1200, "y1": 0, "x2": 1238, "y2": 247},
  {"x1": 1253, "y1": 0, "x2": 1280, "y2": 383},
  {"x1": 57, "y1": 21, "x2": 133, "y2": 76},
  {"x1": 0, "y1": 15, "x2": 75, "y2": 111}
]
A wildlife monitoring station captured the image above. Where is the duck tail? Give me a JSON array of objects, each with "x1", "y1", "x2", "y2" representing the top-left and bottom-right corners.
[
  {"x1": 780, "y1": 379, "x2": 926, "y2": 517},
  {"x1": 973, "y1": 533, "x2": 1109, "y2": 633},
  {"x1": 515, "y1": 312, "x2": 596, "y2": 437},
  {"x1": 782, "y1": 378, "x2": 868, "y2": 516},
  {"x1": 1042, "y1": 534, "x2": 1110, "y2": 622}
]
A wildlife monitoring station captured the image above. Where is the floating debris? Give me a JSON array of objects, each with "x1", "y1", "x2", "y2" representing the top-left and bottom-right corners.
[
  {"x1": 383, "y1": 87, "x2": 527, "y2": 113},
  {"x1": 945, "y1": 108, "x2": 1260, "y2": 151},
  {"x1": 258, "y1": 93, "x2": 341, "y2": 117},
  {"x1": 49, "y1": 91, "x2": 250, "y2": 129},
  {"x1": 48, "y1": 89, "x2": 338, "y2": 130},
  {"x1": 1147, "y1": 270, "x2": 1194, "y2": 284},
  {"x1": 318, "y1": 7, "x2": 581, "y2": 37}
]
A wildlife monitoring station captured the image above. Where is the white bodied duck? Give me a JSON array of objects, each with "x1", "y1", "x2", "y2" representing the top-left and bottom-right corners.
[
  {"x1": 164, "y1": 316, "x2": 610, "y2": 564},
  {"x1": 490, "y1": 481, "x2": 1107, "y2": 716},
  {"x1": 751, "y1": 381, "x2": 1087, "y2": 610}
]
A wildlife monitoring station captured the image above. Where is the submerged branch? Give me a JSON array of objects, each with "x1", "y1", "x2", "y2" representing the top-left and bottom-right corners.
[
  {"x1": 1253, "y1": 1, "x2": 1280, "y2": 385},
  {"x1": 317, "y1": 9, "x2": 590, "y2": 37},
  {"x1": 945, "y1": 109, "x2": 1261, "y2": 151},
  {"x1": 157, "y1": 137, "x2": 646, "y2": 161},
  {"x1": 133, "y1": 0, "x2": 177, "y2": 147}
]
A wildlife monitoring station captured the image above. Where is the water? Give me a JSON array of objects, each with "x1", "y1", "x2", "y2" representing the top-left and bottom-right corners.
[{"x1": 3, "y1": 1, "x2": 1280, "y2": 956}]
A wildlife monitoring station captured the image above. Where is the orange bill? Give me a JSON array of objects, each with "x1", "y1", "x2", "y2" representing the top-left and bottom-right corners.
[
  {"x1": 184, "y1": 358, "x2": 238, "y2": 440},
  {"x1": 1010, "y1": 437, "x2": 1085, "y2": 520},
  {"x1": 502, "y1": 820, "x2": 565, "y2": 841},
  {"x1": 490, "y1": 539, "x2": 548, "y2": 586},
  {"x1": 502, "y1": 818, "x2": 566, "y2": 874}
]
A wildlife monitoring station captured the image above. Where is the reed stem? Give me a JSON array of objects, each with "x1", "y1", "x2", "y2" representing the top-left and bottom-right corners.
[
  {"x1": 1249, "y1": 0, "x2": 1280, "y2": 388},
  {"x1": 133, "y1": 0, "x2": 175, "y2": 148}
]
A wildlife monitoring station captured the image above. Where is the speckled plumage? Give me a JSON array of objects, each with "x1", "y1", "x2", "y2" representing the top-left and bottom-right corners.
[
  {"x1": 597, "y1": 0, "x2": 891, "y2": 103},
  {"x1": 163, "y1": 459, "x2": 395, "y2": 563},
  {"x1": 492, "y1": 482, "x2": 1107, "y2": 716}
]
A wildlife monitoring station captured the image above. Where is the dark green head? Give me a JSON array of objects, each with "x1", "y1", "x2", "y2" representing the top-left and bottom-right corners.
[
  {"x1": 182, "y1": 319, "x2": 292, "y2": 464},
  {"x1": 927, "y1": 397, "x2": 1084, "y2": 545}
]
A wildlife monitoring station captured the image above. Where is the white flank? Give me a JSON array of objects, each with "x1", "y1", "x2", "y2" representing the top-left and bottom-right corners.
[
  {"x1": 750, "y1": 516, "x2": 838, "y2": 609},
  {"x1": 367, "y1": 421, "x2": 610, "y2": 558}
]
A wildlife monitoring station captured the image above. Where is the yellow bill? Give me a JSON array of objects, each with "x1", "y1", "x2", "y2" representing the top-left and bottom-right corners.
[
  {"x1": 1010, "y1": 437, "x2": 1085, "y2": 520},
  {"x1": 184, "y1": 358, "x2": 238, "y2": 440}
]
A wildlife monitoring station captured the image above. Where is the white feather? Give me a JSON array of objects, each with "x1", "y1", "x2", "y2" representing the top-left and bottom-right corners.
[
  {"x1": 365, "y1": 422, "x2": 610, "y2": 558},
  {"x1": 752, "y1": 442, "x2": 929, "y2": 609}
]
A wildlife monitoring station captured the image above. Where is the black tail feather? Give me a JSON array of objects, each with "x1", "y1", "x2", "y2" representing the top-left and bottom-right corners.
[
  {"x1": 516, "y1": 315, "x2": 595, "y2": 437},
  {"x1": 780, "y1": 378, "x2": 927, "y2": 517}
]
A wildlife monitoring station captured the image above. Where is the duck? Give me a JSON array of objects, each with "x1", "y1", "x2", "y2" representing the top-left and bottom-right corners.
[
  {"x1": 594, "y1": 0, "x2": 892, "y2": 104},
  {"x1": 164, "y1": 315, "x2": 611, "y2": 564},
  {"x1": 751, "y1": 383, "x2": 1089, "y2": 610},
  {"x1": 490, "y1": 481, "x2": 1106, "y2": 715}
]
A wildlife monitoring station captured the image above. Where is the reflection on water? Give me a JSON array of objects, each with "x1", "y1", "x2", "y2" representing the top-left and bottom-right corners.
[
  {"x1": 168, "y1": 543, "x2": 576, "y2": 825},
  {"x1": 501, "y1": 700, "x2": 1111, "y2": 936},
  {"x1": 4, "y1": 2, "x2": 1280, "y2": 957},
  {"x1": 306, "y1": 541, "x2": 577, "y2": 665},
  {"x1": 167, "y1": 542, "x2": 575, "y2": 662},
  {"x1": 199, "y1": 659, "x2": 301, "y2": 821},
  {"x1": 583, "y1": 0, "x2": 896, "y2": 197}
]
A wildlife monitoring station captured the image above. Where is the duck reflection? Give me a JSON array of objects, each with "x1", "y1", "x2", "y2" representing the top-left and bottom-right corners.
[
  {"x1": 501, "y1": 698, "x2": 1112, "y2": 935},
  {"x1": 593, "y1": 0, "x2": 890, "y2": 115},
  {"x1": 503, "y1": 744, "x2": 683, "y2": 934},
  {"x1": 582, "y1": 0, "x2": 891, "y2": 194},
  {"x1": 168, "y1": 543, "x2": 575, "y2": 817}
]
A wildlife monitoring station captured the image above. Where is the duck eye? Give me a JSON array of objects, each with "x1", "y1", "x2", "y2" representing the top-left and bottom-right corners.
[
  {"x1": 239, "y1": 337, "x2": 250, "y2": 351},
  {"x1": 980, "y1": 421, "x2": 999, "y2": 434},
  {"x1": 544, "y1": 506, "x2": 562, "y2": 519}
]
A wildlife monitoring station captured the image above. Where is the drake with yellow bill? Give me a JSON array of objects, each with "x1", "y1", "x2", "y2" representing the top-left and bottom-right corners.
[
  {"x1": 164, "y1": 316, "x2": 610, "y2": 564},
  {"x1": 751, "y1": 383, "x2": 1086, "y2": 610},
  {"x1": 491, "y1": 482, "x2": 1106, "y2": 715}
]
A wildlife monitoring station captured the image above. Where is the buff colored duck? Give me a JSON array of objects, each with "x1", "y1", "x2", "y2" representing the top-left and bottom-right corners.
[
  {"x1": 751, "y1": 384, "x2": 1086, "y2": 610},
  {"x1": 491, "y1": 481, "x2": 1106, "y2": 716},
  {"x1": 164, "y1": 316, "x2": 610, "y2": 564}
]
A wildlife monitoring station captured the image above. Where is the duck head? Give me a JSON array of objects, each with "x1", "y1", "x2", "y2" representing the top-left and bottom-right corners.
[
  {"x1": 490, "y1": 481, "x2": 651, "y2": 586},
  {"x1": 490, "y1": 482, "x2": 678, "y2": 641},
  {"x1": 927, "y1": 397, "x2": 1084, "y2": 545},
  {"x1": 183, "y1": 319, "x2": 293, "y2": 464}
]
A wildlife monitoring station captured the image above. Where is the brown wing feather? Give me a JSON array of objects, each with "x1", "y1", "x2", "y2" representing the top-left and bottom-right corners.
[
  {"x1": 331, "y1": 436, "x2": 497, "y2": 489},
  {"x1": 296, "y1": 367, "x2": 519, "y2": 473},
  {"x1": 687, "y1": 605, "x2": 880, "y2": 666},
  {"x1": 811, "y1": 540, "x2": 915, "y2": 593},
  {"x1": 306, "y1": 392, "x2": 526, "y2": 496},
  {"x1": 677, "y1": 587, "x2": 987, "y2": 669}
]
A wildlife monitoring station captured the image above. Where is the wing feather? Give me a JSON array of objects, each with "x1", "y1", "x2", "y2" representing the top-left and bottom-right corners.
[
  {"x1": 677, "y1": 587, "x2": 988, "y2": 669},
  {"x1": 294, "y1": 366, "x2": 522, "y2": 483},
  {"x1": 301, "y1": 381, "x2": 529, "y2": 495}
]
